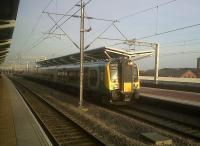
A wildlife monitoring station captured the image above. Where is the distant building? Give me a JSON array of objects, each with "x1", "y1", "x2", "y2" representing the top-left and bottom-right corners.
[{"x1": 197, "y1": 57, "x2": 200, "y2": 77}]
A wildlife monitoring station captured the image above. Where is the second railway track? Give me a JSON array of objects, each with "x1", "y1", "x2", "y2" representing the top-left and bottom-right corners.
[
  {"x1": 112, "y1": 104, "x2": 200, "y2": 140},
  {"x1": 12, "y1": 79, "x2": 104, "y2": 146}
]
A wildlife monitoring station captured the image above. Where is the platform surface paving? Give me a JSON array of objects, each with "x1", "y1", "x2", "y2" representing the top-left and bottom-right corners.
[
  {"x1": 0, "y1": 75, "x2": 50, "y2": 146},
  {"x1": 141, "y1": 87, "x2": 200, "y2": 107}
]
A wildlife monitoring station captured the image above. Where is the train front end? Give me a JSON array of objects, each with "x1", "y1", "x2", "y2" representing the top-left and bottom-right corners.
[{"x1": 105, "y1": 59, "x2": 140, "y2": 104}]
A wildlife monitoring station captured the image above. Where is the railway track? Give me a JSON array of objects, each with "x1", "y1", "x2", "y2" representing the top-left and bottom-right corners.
[
  {"x1": 12, "y1": 76, "x2": 200, "y2": 144},
  {"x1": 113, "y1": 104, "x2": 200, "y2": 140},
  {"x1": 12, "y1": 79, "x2": 104, "y2": 146}
]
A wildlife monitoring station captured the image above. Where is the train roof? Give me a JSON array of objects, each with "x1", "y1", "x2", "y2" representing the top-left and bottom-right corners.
[
  {"x1": 39, "y1": 61, "x2": 107, "y2": 70},
  {"x1": 37, "y1": 47, "x2": 154, "y2": 67}
]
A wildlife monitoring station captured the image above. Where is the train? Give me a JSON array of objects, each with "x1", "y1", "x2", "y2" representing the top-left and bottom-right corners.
[
  {"x1": 24, "y1": 58, "x2": 140, "y2": 104},
  {"x1": 22, "y1": 47, "x2": 153, "y2": 104}
]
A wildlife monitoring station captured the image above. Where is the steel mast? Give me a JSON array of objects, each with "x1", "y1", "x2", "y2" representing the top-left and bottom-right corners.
[{"x1": 79, "y1": 0, "x2": 84, "y2": 107}]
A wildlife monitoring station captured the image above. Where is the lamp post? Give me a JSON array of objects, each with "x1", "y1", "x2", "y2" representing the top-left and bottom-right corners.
[{"x1": 154, "y1": 44, "x2": 159, "y2": 84}]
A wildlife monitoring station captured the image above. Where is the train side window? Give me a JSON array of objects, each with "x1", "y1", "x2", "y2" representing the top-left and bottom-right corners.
[
  {"x1": 89, "y1": 70, "x2": 98, "y2": 86},
  {"x1": 57, "y1": 70, "x2": 63, "y2": 79},
  {"x1": 75, "y1": 71, "x2": 78, "y2": 80},
  {"x1": 64, "y1": 70, "x2": 68, "y2": 80},
  {"x1": 77, "y1": 71, "x2": 80, "y2": 79},
  {"x1": 68, "y1": 71, "x2": 73, "y2": 80},
  {"x1": 61, "y1": 71, "x2": 64, "y2": 80},
  {"x1": 84, "y1": 71, "x2": 88, "y2": 79},
  {"x1": 57, "y1": 70, "x2": 60, "y2": 78},
  {"x1": 68, "y1": 71, "x2": 77, "y2": 81}
]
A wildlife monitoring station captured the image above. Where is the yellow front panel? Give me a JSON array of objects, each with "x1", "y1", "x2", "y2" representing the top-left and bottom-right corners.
[
  {"x1": 124, "y1": 82, "x2": 132, "y2": 92},
  {"x1": 105, "y1": 63, "x2": 111, "y2": 90}
]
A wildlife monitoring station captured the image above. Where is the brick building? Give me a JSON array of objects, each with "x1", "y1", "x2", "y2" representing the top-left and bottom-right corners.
[
  {"x1": 181, "y1": 70, "x2": 197, "y2": 78},
  {"x1": 140, "y1": 68, "x2": 198, "y2": 78}
]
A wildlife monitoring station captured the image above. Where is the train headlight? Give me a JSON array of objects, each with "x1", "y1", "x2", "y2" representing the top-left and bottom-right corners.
[
  {"x1": 128, "y1": 60, "x2": 133, "y2": 65},
  {"x1": 111, "y1": 83, "x2": 119, "y2": 89}
]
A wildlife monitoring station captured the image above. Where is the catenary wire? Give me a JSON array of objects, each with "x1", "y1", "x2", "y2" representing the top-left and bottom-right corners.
[
  {"x1": 19, "y1": 0, "x2": 54, "y2": 54},
  {"x1": 118, "y1": 0, "x2": 177, "y2": 20},
  {"x1": 22, "y1": 0, "x2": 82, "y2": 55},
  {"x1": 138, "y1": 23, "x2": 200, "y2": 40},
  {"x1": 27, "y1": 0, "x2": 93, "y2": 52}
]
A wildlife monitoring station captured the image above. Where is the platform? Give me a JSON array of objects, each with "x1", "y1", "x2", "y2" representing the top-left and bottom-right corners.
[
  {"x1": 141, "y1": 87, "x2": 200, "y2": 107},
  {"x1": 0, "y1": 75, "x2": 51, "y2": 146},
  {"x1": 140, "y1": 76, "x2": 200, "y2": 84}
]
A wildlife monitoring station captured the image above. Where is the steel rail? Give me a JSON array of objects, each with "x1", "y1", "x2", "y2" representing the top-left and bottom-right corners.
[{"x1": 112, "y1": 104, "x2": 200, "y2": 140}]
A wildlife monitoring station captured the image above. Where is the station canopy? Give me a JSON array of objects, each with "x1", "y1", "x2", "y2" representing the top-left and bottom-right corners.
[
  {"x1": 37, "y1": 47, "x2": 154, "y2": 67},
  {"x1": 0, "y1": 0, "x2": 19, "y2": 64}
]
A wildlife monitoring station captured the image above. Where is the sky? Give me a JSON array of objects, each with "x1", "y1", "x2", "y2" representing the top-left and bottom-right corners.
[{"x1": 6, "y1": 0, "x2": 200, "y2": 70}]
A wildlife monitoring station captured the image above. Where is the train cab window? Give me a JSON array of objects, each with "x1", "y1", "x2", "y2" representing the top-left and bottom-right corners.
[
  {"x1": 110, "y1": 63, "x2": 118, "y2": 82},
  {"x1": 89, "y1": 70, "x2": 98, "y2": 86}
]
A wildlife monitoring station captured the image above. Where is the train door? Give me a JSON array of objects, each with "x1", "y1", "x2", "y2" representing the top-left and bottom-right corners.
[
  {"x1": 110, "y1": 62, "x2": 119, "y2": 83},
  {"x1": 120, "y1": 59, "x2": 133, "y2": 93},
  {"x1": 88, "y1": 68, "x2": 99, "y2": 90}
]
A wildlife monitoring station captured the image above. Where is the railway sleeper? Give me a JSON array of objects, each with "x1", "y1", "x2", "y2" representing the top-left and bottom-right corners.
[
  {"x1": 59, "y1": 138, "x2": 97, "y2": 145},
  {"x1": 50, "y1": 126, "x2": 76, "y2": 131}
]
